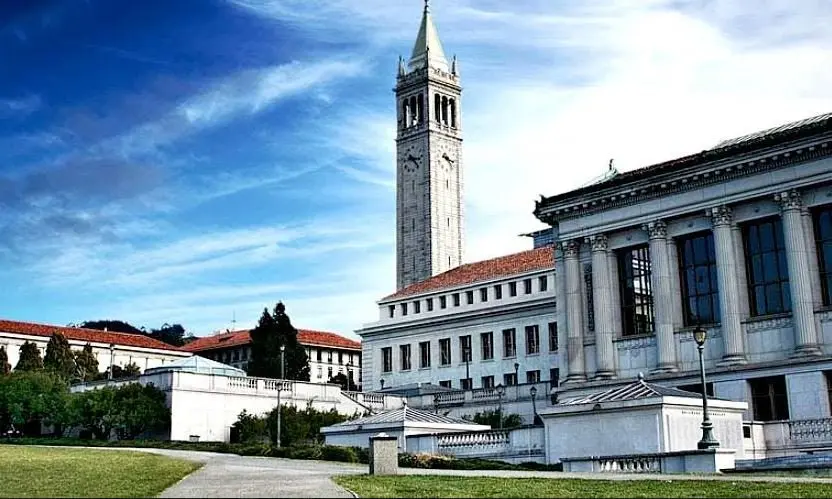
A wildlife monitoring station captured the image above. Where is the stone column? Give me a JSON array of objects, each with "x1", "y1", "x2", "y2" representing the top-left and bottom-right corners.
[
  {"x1": 667, "y1": 238, "x2": 684, "y2": 330},
  {"x1": 555, "y1": 248, "x2": 569, "y2": 385},
  {"x1": 732, "y1": 224, "x2": 750, "y2": 318},
  {"x1": 802, "y1": 207, "x2": 823, "y2": 309},
  {"x1": 776, "y1": 190, "x2": 822, "y2": 356},
  {"x1": 709, "y1": 206, "x2": 747, "y2": 365},
  {"x1": 644, "y1": 220, "x2": 678, "y2": 373},
  {"x1": 562, "y1": 239, "x2": 587, "y2": 382},
  {"x1": 589, "y1": 235, "x2": 615, "y2": 379}
]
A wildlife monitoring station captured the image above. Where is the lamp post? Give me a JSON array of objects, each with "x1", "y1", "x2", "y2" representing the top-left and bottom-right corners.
[
  {"x1": 514, "y1": 362, "x2": 520, "y2": 397},
  {"x1": 346, "y1": 361, "x2": 354, "y2": 391},
  {"x1": 276, "y1": 344, "x2": 285, "y2": 448},
  {"x1": 379, "y1": 378, "x2": 385, "y2": 390},
  {"x1": 692, "y1": 325, "x2": 719, "y2": 450},
  {"x1": 108, "y1": 343, "x2": 115, "y2": 381},
  {"x1": 496, "y1": 383, "x2": 506, "y2": 430},
  {"x1": 433, "y1": 393, "x2": 440, "y2": 414},
  {"x1": 530, "y1": 386, "x2": 540, "y2": 425}
]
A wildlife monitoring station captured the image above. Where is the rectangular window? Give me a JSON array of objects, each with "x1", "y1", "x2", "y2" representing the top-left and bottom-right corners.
[
  {"x1": 328, "y1": 366, "x2": 333, "y2": 379},
  {"x1": 466, "y1": 290, "x2": 474, "y2": 304},
  {"x1": 419, "y1": 341, "x2": 431, "y2": 368},
  {"x1": 679, "y1": 232, "x2": 721, "y2": 325},
  {"x1": 388, "y1": 305, "x2": 395, "y2": 318},
  {"x1": 814, "y1": 207, "x2": 832, "y2": 306},
  {"x1": 480, "y1": 288, "x2": 488, "y2": 302},
  {"x1": 453, "y1": 293, "x2": 461, "y2": 307},
  {"x1": 526, "y1": 370, "x2": 540, "y2": 384},
  {"x1": 439, "y1": 380, "x2": 452, "y2": 388},
  {"x1": 539, "y1": 276, "x2": 548, "y2": 292},
  {"x1": 400, "y1": 303, "x2": 408, "y2": 316},
  {"x1": 460, "y1": 335, "x2": 472, "y2": 362},
  {"x1": 618, "y1": 245, "x2": 655, "y2": 337},
  {"x1": 504, "y1": 372, "x2": 518, "y2": 386},
  {"x1": 509, "y1": 282, "x2": 517, "y2": 297},
  {"x1": 744, "y1": 218, "x2": 791, "y2": 316},
  {"x1": 414, "y1": 301, "x2": 421, "y2": 313},
  {"x1": 317, "y1": 350, "x2": 322, "y2": 362},
  {"x1": 400, "y1": 344, "x2": 411, "y2": 371},
  {"x1": 460, "y1": 378, "x2": 473, "y2": 390},
  {"x1": 427, "y1": 298, "x2": 434, "y2": 312},
  {"x1": 825, "y1": 372, "x2": 832, "y2": 411},
  {"x1": 439, "y1": 338, "x2": 452, "y2": 366},
  {"x1": 548, "y1": 322, "x2": 558, "y2": 351},
  {"x1": 524, "y1": 278, "x2": 532, "y2": 294},
  {"x1": 503, "y1": 328, "x2": 516, "y2": 358},
  {"x1": 317, "y1": 366, "x2": 323, "y2": 379},
  {"x1": 328, "y1": 350, "x2": 333, "y2": 363},
  {"x1": 481, "y1": 375, "x2": 495, "y2": 389},
  {"x1": 494, "y1": 285, "x2": 503, "y2": 300},
  {"x1": 338, "y1": 352, "x2": 343, "y2": 364},
  {"x1": 550, "y1": 368, "x2": 560, "y2": 388},
  {"x1": 481, "y1": 332, "x2": 494, "y2": 360},
  {"x1": 525, "y1": 325, "x2": 540, "y2": 355},
  {"x1": 440, "y1": 296, "x2": 447, "y2": 309},
  {"x1": 749, "y1": 376, "x2": 790, "y2": 421},
  {"x1": 381, "y1": 347, "x2": 392, "y2": 373}
]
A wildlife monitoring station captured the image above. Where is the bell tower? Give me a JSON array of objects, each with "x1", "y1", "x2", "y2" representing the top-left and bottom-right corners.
[{"x1": 395, "y1": 0, "x2": 464, "y2": 290}]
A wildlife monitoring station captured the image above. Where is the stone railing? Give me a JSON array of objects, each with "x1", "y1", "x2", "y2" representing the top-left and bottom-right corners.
[
  {"x1": 436, "y1": 391, "x2": 466, "y2": 406},
  {"x1": 438, "y1": 430, "x2": 510, "y2": 449},
  {"x1": 789, "y1": 418, "x2": 832, "y2": 443},
  {"x1": 471, "y1": 387, "x2": 500, "y2": 401},
  {"x1": 342, "y1": 391, "x2": 404, "y2": 411},
  {"x1": 596, "y1": 456, "x2": 662, "y2": 473}
]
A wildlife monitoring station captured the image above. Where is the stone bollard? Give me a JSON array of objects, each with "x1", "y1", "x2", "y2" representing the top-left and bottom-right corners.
[{"x1": 369, "y1": 432, "x2": 399, "y2": 475}]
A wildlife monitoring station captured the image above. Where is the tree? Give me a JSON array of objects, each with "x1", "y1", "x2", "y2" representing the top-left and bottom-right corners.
[
  {"x1": 79, "y1": 320, "x2": 143, "y2": 335},
  {"x1": 328, "y1": 372, "x2": 358, "y2": 392},
  {"x1": 247, "y1": 302, "x2": 310, "y2": 381},
  {"x1": 464, "y1": 410, "x2": 524, "y2": 429},
  {"x1": 44, "y1": 332, "x2": 76, "y2": 378},
  {"x1": 112, "y1": 383, "x2": 169, "y2": 439},
  {"x1": 15, "y1": 341, "x2": 43, "y2": 372},
  {"x1": 148, "y1": 323, "x2": 187, "y2": 347},
  {"x1": 70, "y1": 386, "x2": 118, "y2": 439},
  {"x1": 0, "y1": 346, "x2": 10, "y2": 375},
  {"x1": 0, "y1": 371, "x2": 71, "y2": 436},
  {"x1": 99, "y1": 362, "x2": 141, "y2": 381},
  {"x1": 73, "y1": 344, "x2": 99, "y2": 382}
]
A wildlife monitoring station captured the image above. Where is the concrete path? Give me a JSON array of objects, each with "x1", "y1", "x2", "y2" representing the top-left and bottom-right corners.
[{"x1": 119, "y1": 448, "x2": 365, "y2": 498}]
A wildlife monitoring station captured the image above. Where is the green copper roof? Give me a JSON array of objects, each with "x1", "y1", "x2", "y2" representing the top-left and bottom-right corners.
[{"x1": 409, "y1": 1, "x2": 449, "y2": 72}]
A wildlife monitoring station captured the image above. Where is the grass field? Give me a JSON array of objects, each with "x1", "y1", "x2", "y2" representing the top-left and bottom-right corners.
[
  {"x1": 334, "y1": 475, "x2": 832, "y2": 498},
  {"x1": 0, "y1": 445, "x2": 201, "y2": 498}
]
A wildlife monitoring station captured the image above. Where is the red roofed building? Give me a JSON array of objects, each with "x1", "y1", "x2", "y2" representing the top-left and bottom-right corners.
[
  {"x1": 184, "y1": 328, "x2": 362, "y2": 387},
  {"x1": 0, "y1": 319, "x2": 191, "y2": 374}
]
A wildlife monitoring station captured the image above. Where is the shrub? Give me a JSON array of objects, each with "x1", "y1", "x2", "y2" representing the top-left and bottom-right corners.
[
  {"x1": 287, "y1": 445, "x2": 322, "y2": 460},
  {"x1": 238, "y1": 443, "x2": 271, "y2": 457},
  {"x1": 321, "y1": 445, "x2": 359, "y2": 463},
  {"x1": 463, "y1": 410, "x2": 524, "y2": 429}
]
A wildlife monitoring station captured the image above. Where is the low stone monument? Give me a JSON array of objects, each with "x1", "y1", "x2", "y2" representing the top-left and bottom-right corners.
[{"x1": 369, "y1": 432, "x2": 399, "y2": 475}]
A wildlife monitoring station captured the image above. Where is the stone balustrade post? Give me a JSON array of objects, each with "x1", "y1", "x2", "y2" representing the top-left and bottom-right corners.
[
  {"x1": 644, "y1": 221, "x2": 678, "y2": 373},
  {"x1": 589, "y1": 234, "x2": 616, "y2": 379},
  {"x1": 776, "y1": 190, "x2": 822, "y2": 356},
  {"x1": 709, "y1": 206, "x2": 747, "y2": 365}
]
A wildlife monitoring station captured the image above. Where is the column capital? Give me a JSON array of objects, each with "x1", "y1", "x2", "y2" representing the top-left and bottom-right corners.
[
  {"x1": 709, "y1": 205, "x2": 733, "y2": 227},
  {"x1": 559, "y1": 240, "x2": 581, "y2": 258},
  {"x1": 643, "y1": 220, "x2": 668, "y2": 240},
  {"x1": 775, "y1": 190, "x2": 803, "y2": 212},
  {"x1": 586, "y1": 234, "x2": 609, "y2": 252}
]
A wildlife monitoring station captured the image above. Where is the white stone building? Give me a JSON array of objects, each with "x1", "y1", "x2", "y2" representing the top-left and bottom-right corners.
[
  {"x1": 534, "y1": 112, "x2": 832, "y2": 457},
  {"x1": 0, "y1": 318, "x2": 190, "y2": 373},
  {"x1": 184, "y1": 328, "x2": 363, "y2": 388}
]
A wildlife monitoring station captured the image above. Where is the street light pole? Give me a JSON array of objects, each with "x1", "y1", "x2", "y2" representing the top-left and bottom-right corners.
[
  {"x1": 693, "y1": 325, "x2": 719, "y2": 450},
  {"x1": 514, "y1": 362, "x2": 520, "y2": 397},
  {"x1": 496, "y1": 383, "x2": 505, "y2": 430},
  {"x1": 530, "y1": 386, "x2": 539, "y2": 425},
  {"x1": 108, "y1": 343, "x2": 115, "y2": 381},
  {"x1": 464, "y1": 346, "x2": 470, "y2": 389},
  {"x1": 276, "y1": 344, "x2": 285, "y2": 448}
]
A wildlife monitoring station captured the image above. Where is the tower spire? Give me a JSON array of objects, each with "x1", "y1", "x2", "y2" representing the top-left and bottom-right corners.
[{"x1": 409, "y1": 0, "x2": 448, "y2": 72}]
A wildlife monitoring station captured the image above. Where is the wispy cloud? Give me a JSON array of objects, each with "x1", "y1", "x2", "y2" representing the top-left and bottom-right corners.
[{"x1": 0, "y1": 95, "x2": 41, "y2": 117}]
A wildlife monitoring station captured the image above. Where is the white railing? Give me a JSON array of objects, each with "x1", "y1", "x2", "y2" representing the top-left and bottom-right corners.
[
  {"x1": 438, "y1": 430, "x2": 510, "y2": 449},
  {"x1": 597, "y1": 456, "x2": 661, "y2": 473},
  {"x1": 228, "y1": 376, "x2": 258, "y2": 390},
  {"x1": 436, "y1": 391, "x2": 466, "y2": 405},
  {"x1": 342, "y1": 391, "x2": 404, "y2": 410},
  {"x1": 471, "y1": 388, "x2": 500, "y2": 401},
  {"x1": 789, "y1": 418, "x2": 832, "y2": 443}
]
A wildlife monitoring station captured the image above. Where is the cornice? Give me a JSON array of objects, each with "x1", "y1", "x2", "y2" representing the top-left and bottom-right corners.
[{"x1": 536, "y1": 138, "x2": 832, "y2": 224}]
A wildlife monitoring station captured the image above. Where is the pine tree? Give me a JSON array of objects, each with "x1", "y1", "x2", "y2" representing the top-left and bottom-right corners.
[
  {"x1": 43, "y1": 332, "x2": 76, "y2": 378},
  {"x1": 0, "y1": 346, "x2": 10, "y2": 374},
  {"x1": 15, "y1": 341, "x2": 43, "y2": 372},
  {"x1": 247, "y1": 302, "x2": 310, "y2": 381},
  {"x1": 73, "y1": 343, "x2": 99, "y2": 381}
]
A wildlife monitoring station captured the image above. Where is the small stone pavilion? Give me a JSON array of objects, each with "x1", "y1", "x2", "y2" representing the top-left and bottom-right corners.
[{"x1": 540, "y1": 375, "x2": 747, "y2": 472}]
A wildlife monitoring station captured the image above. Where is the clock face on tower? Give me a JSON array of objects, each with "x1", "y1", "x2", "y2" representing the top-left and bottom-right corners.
[
  {"x1": 435, "y1": 141, "x2": 457, "y2": 172},
  {"x1": 400, "y1": 143, "x2": 423, "y2": 173}
]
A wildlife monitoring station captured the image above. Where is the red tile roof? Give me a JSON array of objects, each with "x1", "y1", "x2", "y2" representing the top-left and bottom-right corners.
[
  {"x1": 0, "y1": 319, "x2": 186, "y2": 352},
  {"x1": 384, "y1": 245, "x2": 555, "y2": 301},
  {"x1": 183, "y1": 328, "x2": 361, "y2": 353}
]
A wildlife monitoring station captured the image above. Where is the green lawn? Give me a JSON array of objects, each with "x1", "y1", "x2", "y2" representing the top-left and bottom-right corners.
[
  {"x1": 0, "y1": 445, "x2": 201, "y2": 498},
  {"x1": 334, "y1": 475, "x2": 832, "y2": 498}
]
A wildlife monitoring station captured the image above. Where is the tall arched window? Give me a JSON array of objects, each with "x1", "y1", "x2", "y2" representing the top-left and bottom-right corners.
[
  {"x1": 403, "y1": 100, "x2": 410, "y2": 127},
  {"x1": 441, "y1": 96, "x2": 448, "y2": 125},
  {"x1": 409, "y1": 96, "x2": 417, "y2": 126},
  {"x1": 435, "y1": 94, "x2": 442, "y2": 123},
  {"x1": 417, "y1": 93, "x2": 424, "y2": 124},
  {"x1": 449, "y1": 99, "x2": 457, "y2": 128}
]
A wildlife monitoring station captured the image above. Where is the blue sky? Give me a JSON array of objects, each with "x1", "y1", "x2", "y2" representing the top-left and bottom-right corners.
[{"x1": 2, "y1": 0, "x2": 831, "y2": 339}]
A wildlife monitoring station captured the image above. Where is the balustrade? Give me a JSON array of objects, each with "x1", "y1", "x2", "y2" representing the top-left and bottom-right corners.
[
  {"x1": 789, "y1": 418, "x2": 832, "y2": 443},
  {"x1": 598, "y1": 457, "x2": 661, "y2": 473},
  {"x1": 438, "y1": 430, "x2": 510, "y2": 449}
]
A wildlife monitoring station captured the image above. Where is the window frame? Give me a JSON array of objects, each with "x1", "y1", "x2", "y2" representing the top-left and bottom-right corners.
[
  {"x1": 743, "y1": 217, "x2": 791, "y2": 317},
  {"x1": 481, "y1": 332, "x2": 494, "y2": 360},
  {"x1": 419, "y1": 341, "x2": 431, "y2": 368},
  {"x1": 439, "y1": 338, "x2": 452, "y2": 366},
  {"x1": 460, "y1": 335, "x2": 472, "y2": 363},
  {"x1": 399, "y1": 344, "x2": 411, "y2": 371},
  {"x1": 502, "y1": 328, "x2": 516, "y2": 358},
  {"x1": 525, "y1": 325, "x2": 540, "y2": 355},
  {"x1": 618, "y1": 244, "x2": 655, "y2": 337},
  {"x1": 813, "y1": 206, "x2": 832, "y2": 306},
  {"x1": 381, "y1": 347, "x2": 392, "y2": 373},
  {"x1": 678, "y1": 231, "x2": 721, "y2": 326}
]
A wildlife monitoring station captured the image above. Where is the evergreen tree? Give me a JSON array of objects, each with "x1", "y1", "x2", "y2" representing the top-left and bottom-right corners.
[
  {"x1": 43, "y1": 332, "x2": 76, "y2": 378},
  {"x1": 247, "y1": 302, "x2": 310, "y2": 381},
  {"x1": 0, "y1": 346, "x2": 10, "y2": 374},
  {"x1": 73, "y1": 344, "x2": 99, "y2": 381},
  {"x1": 15, "y1": 341, "x2": 43, "y2": 372}
]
